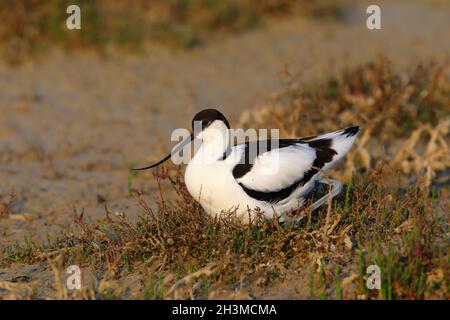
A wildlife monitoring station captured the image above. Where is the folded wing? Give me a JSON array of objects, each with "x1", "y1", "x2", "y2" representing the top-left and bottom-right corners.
[{"x1": 230, "y1": 126, "x2": 359, "y2": 204}]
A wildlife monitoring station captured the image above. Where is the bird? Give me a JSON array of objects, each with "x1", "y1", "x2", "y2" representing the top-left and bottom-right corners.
[{"x1": 134, "y1": 108, "x2": 359, "y2": 224}]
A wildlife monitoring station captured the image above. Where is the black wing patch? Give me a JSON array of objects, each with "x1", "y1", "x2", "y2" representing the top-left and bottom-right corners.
[
  {"x1": 235, "y1": 138, "x2": 337, "y2": 204},
  {"x1": 299, "y1": 138, "x2": 337, "y2": 188},
  {"x1": 238, "y1": 180, "x2": 303, "y2": 204}
]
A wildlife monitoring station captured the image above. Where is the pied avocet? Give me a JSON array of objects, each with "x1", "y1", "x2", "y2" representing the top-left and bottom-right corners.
[{"x1": 134, "y1": 109, "x2": 359, "y2": 224}]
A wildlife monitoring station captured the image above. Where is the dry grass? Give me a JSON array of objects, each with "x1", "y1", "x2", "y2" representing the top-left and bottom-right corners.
[
  {"x1": 1, "y1": 164, "x2": 448, "y2": 300},
  {"x1": 0, "y1": 192, "x2": 16, "y2": 220},
  {"x1": 240, "y1": 58, "x2": 450, "y2": 184},
  {"x1": 0, "y1": 59, "x2": 448, "y2": 300}
]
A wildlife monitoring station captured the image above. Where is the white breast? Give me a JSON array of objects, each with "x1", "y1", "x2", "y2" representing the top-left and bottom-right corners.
[
  {"x1": 184, "y1": 150, "x2": 263, "y2": 220},
  {"x1": 185, "y1": 162, "x2": 233, "y2": 216}
]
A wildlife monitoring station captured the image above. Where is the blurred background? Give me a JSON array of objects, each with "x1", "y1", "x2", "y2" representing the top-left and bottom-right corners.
[{"x1": 0, "y1": 0, "x2": 449, "y2": 243}]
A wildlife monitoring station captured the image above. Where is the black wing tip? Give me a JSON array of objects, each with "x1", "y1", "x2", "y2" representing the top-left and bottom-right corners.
[{"x1": 342, "y1": 126, "x2": 360, "y2": 137}]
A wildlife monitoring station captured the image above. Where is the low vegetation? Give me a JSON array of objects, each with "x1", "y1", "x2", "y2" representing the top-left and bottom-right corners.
[
  {"x1": 0, "y1": 59, "x2": 448, "y2": 299},
  {"x1": 0, "y1": 0, "x2": 341, "y2": 64},
  {"x1": 240, "y1": 58, "x2": 450, "y2": 185}
]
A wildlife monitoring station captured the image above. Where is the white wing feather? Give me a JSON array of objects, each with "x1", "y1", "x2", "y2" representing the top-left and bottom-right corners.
[
  {"x1": 232, "y1": 126, "x2": 359, "y2": 194},
  {"x1": 234, "y1": 144, "x2": 316, "y2": 192}
]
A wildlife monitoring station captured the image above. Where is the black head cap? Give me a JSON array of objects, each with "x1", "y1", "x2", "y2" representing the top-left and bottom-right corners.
[{"x1": 191, "y1": 108, "x2": 230, "y2": 130}]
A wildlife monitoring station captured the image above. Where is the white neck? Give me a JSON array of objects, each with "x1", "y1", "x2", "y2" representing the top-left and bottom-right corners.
[{"x1": 192, "y1": 127, "x2": 230, "y2": 164}]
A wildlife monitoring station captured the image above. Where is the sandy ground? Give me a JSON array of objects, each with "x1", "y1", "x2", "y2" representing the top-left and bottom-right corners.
[{"x1": 0, "y1": 0, "x2": 449, "y2": 290}]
